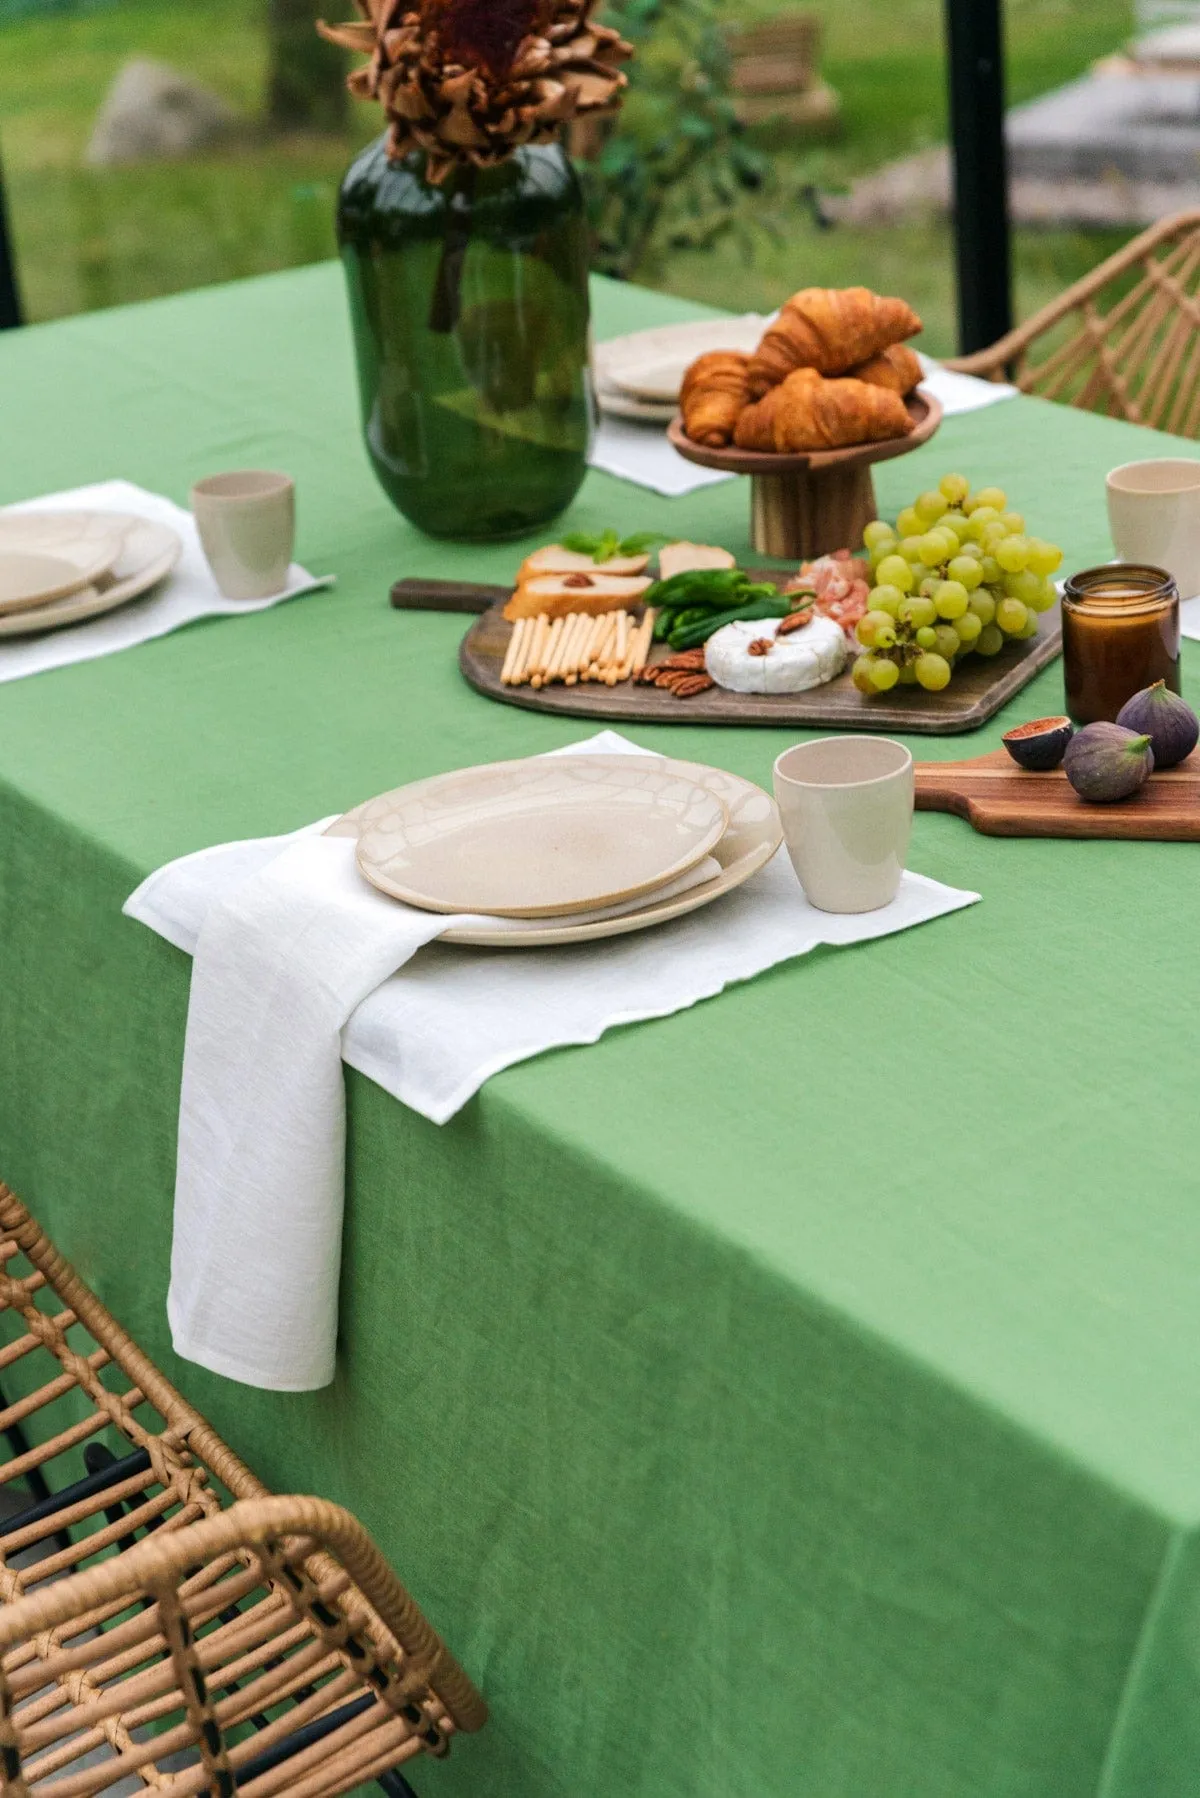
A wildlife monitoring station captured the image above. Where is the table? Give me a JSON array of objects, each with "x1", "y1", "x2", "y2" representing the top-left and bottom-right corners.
[{"x1": 2, "y1": 265, "x2": 1200, "y2": 1798}]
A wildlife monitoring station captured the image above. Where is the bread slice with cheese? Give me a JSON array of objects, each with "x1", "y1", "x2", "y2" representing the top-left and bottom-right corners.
[
  {"x1": 517, "y1": 545, "x2": 651, "y2": 584},
  {"x1": 504, "y1": 572, "x2": 653, "y2": 622},
  {"x1": 658, "y1": 541, "x2": 737, "y2": 581}
]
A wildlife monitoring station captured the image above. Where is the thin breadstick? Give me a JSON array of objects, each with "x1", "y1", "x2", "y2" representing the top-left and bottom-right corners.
[
  {"x1": 562, "y1": 612, "x2": 589, "y2": 683},
  {"x1": 523, "y1": 612, "x2": 549, "y2": 687},
  {"x1": 547, "y1": 612, "x2": 581, "y2": 683},
  {"x1": 615, "y1": 610, "x2": 628, "y2": 668},
  {"x1": 562, "y1": 611, "x2": 589, "y2": 677},
  {"x1": 531, "y1": 616, "x2": 563, "y2": 688},
  {"x1": 513, "y1": 614, "x2": 542, "y2": 686},
  {"x1": 594, "y1": 610, "x2": 618, "y2": 674},
  {"x1": 501, "y1": 617, "x2": 527, "y2": 685},
  {"x1": 581, "y1": 614, "x2": 607, "y2": 679}
]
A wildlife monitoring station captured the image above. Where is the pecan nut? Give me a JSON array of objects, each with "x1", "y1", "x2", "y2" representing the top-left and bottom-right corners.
[
  {"x1": 777, "y1": 608, "x2": 814, "y2": 636},
  {"x1": 671, "y1": 674, "x2": 715, "y2": 698},
  {"x1": 746, "y1": 637, "x2": 774, "y2": 657}
]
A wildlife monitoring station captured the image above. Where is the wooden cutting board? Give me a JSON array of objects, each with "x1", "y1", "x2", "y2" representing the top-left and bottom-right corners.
[
  {"x1": 392, "y1": 579, "x2": 1064, "y2": 736},
  {"x1": 915, "y1": 748, "x2": 1200, "y2": 839}
]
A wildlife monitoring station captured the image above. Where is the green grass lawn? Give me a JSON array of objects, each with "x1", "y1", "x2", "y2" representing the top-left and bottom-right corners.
[{"x1": 0, "y1": 0, "x2": 1137, "y2": 339}]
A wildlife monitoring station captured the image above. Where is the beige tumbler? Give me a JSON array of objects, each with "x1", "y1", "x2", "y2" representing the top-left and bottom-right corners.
[
  {"x1": 192, "y1": 471, "x2": 295, "y2": 601},
  {"x1": 773, "y1": 736, "x2": 914, "y2": 913}
]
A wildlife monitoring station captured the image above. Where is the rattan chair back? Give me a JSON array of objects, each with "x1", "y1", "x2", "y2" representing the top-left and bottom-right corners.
[
  {"x1": 0, "y1": 1186, "x2": 485, "y2": 1798},
  {"x1": 944, "y1": 211, "x2": 1200, "y2": 435}
]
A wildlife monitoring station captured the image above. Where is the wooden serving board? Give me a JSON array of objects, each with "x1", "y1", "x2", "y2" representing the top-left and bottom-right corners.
[
  {"x1": 915, "y1": 748, "x2": 1200, "y2": 839},
  {"x1": 405, "y1": 579, "x2": 1063, "y2": 736}
]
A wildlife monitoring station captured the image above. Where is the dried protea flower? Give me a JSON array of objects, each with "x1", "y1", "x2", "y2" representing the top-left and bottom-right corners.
[{"x1": 318, "y1": 0, "x2": 633, "y2": 183}]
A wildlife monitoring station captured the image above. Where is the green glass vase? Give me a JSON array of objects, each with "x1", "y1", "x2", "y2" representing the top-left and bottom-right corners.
[{"x1": 337, "y1": 136, "x2": 594, "y2": 542}]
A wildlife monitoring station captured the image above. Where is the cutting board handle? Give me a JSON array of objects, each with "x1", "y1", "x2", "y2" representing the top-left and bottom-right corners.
[{"x1": 390, "y1": 577, "x2": 510, "y2": 614}]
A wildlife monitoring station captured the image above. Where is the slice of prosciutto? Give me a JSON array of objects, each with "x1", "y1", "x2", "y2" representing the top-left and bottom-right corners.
[{"x1": 785, "y1": 549, "x2": 871, "y2": 649}]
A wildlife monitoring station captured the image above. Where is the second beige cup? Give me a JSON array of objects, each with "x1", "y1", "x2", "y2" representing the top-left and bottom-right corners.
[
  {"x1": 773, "y1": 736, "x2": 914, "y2": 914},
  {"x1": 192, "y1": 471, "x2": 295, "y2": 600},
  {"x1": 1107, "y1": 458, "x2": 1200, "y2": 598}
]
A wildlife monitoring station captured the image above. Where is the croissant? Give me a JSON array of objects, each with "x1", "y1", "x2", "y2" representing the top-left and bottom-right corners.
[
  {"x1": 848, "y1": 343, "x2": 923, "y2": 398},
  {"x1": 770, "y1": 368, "x2": 914, "y2": 453},
  {"x1": 680, "y1": 352, "x2": 751, "y2": 446},
  {"x1": 747, "y1": 287, "x2": 923, "y2": 395},
  {"x1": 733, "y1": 385, "x2": 785, "y2": 452}
]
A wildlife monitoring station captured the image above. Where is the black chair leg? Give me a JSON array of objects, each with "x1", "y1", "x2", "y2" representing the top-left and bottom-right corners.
[
  {"x1": 378, "y1": 1771, "x2": 419, "y2": 1798},
  {"x1": 0, "y1": 148, "x2": 21, "y2": 330}
]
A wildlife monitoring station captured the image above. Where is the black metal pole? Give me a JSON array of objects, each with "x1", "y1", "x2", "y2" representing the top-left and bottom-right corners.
[
  {"x1": 0, "y1": 150, "x2": 23, "y2": 331},
  {"x1": 945, "y1": 0, "x2": 1011, "y2": 354}
]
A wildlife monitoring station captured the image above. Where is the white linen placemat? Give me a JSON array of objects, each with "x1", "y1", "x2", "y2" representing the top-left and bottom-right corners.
[
  {"x1": 124, "y1": 730, "x2": 979, "y2": 1392},
  {"x1": 0, "y1": 480, "x2": 333, "y2": 683}
]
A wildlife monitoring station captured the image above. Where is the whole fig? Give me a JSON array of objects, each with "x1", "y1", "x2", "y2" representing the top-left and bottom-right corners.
[
  {"x1": 1063, "y1": 722, "x2": 1154, "y2": 803},
  {"x1": 1115, "y1": 680, "x2": 1199, "y2": 769}
]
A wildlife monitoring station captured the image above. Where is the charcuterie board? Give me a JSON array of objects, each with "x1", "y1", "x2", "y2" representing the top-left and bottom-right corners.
[
  {"x1": 915, "y1": 748, "x2": 1200, "y2": 839},
  {"x1": 392, "y1": 578, "x2": 1063, "y2": 736}
]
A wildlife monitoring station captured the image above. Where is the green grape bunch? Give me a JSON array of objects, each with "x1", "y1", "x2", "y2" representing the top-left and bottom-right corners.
[{"x1": 852, "y1": 474, "x2": 1063, "y2": 696}]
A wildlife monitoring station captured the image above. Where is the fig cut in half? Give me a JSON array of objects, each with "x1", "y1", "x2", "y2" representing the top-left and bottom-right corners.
[{"x1": 1002, "y1": 715, "x2": 1074, "y2": 771}]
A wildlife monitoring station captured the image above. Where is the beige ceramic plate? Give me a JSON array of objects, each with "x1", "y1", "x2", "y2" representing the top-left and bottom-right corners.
[
  {"x1": 0, "y1": 514, "x2": 182, "y2": 637},
  {"x1": 594, "y1": 315, "x2": 769, "y2": 406},
  {"x1": 353, "y1": 754, "x2": 730, "y2": 918},
  {"x1": 593, "y1": 372, "x2": 675, "y2": 425},
  {"x1": 330, "y1": 757, "x2": 782, "y2": 946},
  {"x1": 0, "y1": 514, "x2": 126, "y2": 615}
]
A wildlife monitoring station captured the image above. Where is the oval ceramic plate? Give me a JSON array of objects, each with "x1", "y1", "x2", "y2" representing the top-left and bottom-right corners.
[
  {"x1": 594, "y1": 374, "x2": 675, "y2": 425},
  {"x1": 0, "y1": 514, "x2": 182, "y2": 637},
  {"x1": 594, "y1": 315, "x2": 769, "y2": 406},
  {"x1": 0, "y1": 515, "x2": 125, "y2": 615},
  {"x1": 330, "y1": 757, "x2": 782, "y2": 946},
  {"x1": 353, "y1": 754, "x2": 730, "y2": 918}
]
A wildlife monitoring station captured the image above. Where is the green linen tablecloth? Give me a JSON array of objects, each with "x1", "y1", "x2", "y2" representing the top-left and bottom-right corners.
[{"x1": 2, "y1": 265, "x2": 1200, "y2": 1798}]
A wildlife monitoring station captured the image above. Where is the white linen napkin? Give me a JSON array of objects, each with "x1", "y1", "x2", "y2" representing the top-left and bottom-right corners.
[
  {"x1": 124, "y1": 730, "x2": 979, "y2": 1392},
  {"x1": 589, "y1": 416, "x2": 735, "y2": 497},
  {"x1": 0, "y1": 480, "x2": 333, "y2": 683},
  {"x1": 915, "y1": 354, "x2": 1018, "y2": 417}
]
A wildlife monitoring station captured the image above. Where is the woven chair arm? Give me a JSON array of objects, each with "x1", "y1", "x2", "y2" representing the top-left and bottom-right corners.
[{"x1": 0, "y1": 1494, "x2": 486, "y2": 1733}]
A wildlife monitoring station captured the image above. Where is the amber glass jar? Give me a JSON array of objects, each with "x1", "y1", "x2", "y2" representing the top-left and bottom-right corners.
[{"x1": 1061, "y1": 564, "x2": 1181, "y2": 724}]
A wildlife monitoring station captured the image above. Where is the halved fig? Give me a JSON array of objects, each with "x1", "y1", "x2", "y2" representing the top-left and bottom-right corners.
[{"x1": 1002, "y1": 715, "x2": 1074, "y2": 771}]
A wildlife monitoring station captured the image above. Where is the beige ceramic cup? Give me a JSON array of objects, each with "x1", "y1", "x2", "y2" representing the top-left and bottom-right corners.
[
  {"x1": 192, "y1": 471, "x2": 295, "y2": 600},
  {"x1": 1107, "y1": 458, "x2": 1200, "y2": 598},
  {"x1": 773, "y1": 736, "x2": 914, "y2": 914}
]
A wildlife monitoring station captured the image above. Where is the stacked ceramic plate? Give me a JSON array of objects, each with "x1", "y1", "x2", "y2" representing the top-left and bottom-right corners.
[
  {"x1": 327, "y1": 753, "x2": 783, "y2": 946},
  {"x1": 0, "y1": 510, "x2": 182, "y2": 637},
  {"x1": 593, "y1": 314, "x2": 769, "y2": 425}
]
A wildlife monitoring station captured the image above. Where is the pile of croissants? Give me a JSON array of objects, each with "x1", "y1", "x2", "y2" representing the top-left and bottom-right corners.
[{"x1": 680, "y1": 286, "x2": 924, "y2": 455}]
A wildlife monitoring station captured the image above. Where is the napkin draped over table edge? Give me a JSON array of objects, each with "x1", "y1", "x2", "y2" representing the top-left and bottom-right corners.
[{"x1": 124, "y1": 731, "x2": 981, "y2": 1392}]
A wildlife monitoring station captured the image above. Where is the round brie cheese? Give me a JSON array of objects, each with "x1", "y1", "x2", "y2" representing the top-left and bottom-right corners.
[{"x1": 704, "y1": 614, "x2": 846, "y2": 694}]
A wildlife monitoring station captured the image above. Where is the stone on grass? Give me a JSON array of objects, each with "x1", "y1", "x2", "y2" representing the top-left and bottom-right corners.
[{"x1": 86, "y1": 59, "x2": 240, "y2": 167}]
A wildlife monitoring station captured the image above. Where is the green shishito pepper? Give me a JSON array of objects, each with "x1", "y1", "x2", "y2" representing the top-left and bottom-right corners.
[
  {"x1": 669, "y1": 596, "x2": 790, "y2": 650},
  {"x1": 644, "y1": 567, "x2": 816, "y2": 649}
]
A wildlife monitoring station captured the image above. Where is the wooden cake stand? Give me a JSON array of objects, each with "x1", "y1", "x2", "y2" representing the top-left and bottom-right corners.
[{"x1": 668, "y1": 388, "x2": 943, "y2": 561}]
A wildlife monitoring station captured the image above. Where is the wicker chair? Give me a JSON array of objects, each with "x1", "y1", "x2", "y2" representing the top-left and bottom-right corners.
[
  {"x1": 0, "y1": 1185, "x2": 486, "y2": 1798},
  {"x1": 944, "y1": 210, "x2": 1200, "y2": 436}
]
